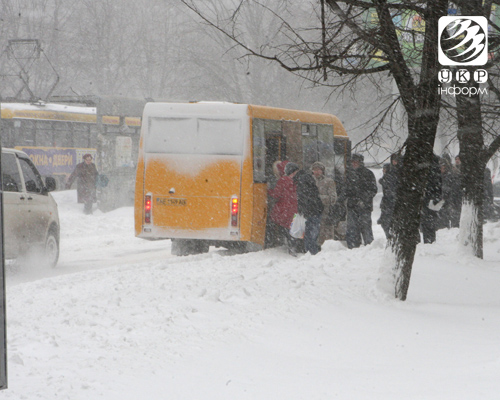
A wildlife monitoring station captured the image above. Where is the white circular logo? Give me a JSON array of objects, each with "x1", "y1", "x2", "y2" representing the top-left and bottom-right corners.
[{"x1": 438, "y1": 16, "x2": 488, "y2": 66}]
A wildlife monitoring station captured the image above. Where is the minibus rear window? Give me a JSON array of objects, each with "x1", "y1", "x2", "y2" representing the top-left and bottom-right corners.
[{"x1": 146, "y1": 117, "x2": 243, "y2": 155}]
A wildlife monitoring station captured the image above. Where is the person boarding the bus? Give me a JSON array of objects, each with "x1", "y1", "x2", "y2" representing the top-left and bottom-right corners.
[
  {"x1": 66, "y1": 153, "x2": 99, "y2": 215},
  {"x1": 311, "y1": 161, "x2": 337, "y2": 247},
  {"x1": 286, "y1": 162, "x2": 324, "y2": 255},
  {"x1": 267, "y1": 161, "x2": 298, "y2": 250},
  {"x1": 345, "y1": 153, "x2": 377, "y2": 249}
]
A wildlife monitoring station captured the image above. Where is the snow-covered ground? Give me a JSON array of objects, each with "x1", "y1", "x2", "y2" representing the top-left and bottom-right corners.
[{"x1": 3, "y1": 189, "x2": 500, "y2": 399}]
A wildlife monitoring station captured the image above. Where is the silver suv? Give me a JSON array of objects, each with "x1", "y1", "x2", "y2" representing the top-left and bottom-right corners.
[{"x1": 1, "y1": 148, "x2": 60, "y2": 267}]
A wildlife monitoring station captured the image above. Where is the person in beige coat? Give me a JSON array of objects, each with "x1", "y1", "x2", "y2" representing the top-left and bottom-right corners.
[{"x1": 311, "y1": 161, "x2": 337, "y2": 246}]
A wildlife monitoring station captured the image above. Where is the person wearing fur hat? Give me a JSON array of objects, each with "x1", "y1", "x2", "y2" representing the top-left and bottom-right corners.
[
  {"x1": 345, "y1": 153, "x2": 377, "y2": 249},
  {"x1": 438, "y1": 156, "x2": 461, "y2": 229},
  {"x1": 311, "y1": 161, "x2": 337, "y2": 246},
  {"x1": 66, "y1": 153, "x2": 99, "y2": 215},
  {"x1": 287, "y1": 162, "x2": 324, "y2": 255}
]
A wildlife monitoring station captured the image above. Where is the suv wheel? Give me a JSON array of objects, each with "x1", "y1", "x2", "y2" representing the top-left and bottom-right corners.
[{"x1": 45, "y1": 233, "x2": 59, "y2": 267}]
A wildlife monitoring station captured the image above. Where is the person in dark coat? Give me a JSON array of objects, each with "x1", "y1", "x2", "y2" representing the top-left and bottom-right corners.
[
  {"x1": 330, "y1": 167, "x2": 347, "y2": 240},
  {"x1": 420, "y1": 154, "x2": 442, "y2": 243},
  {"x1": 345, "y1": 153, "x2": 377, "y2": 249},
  {"x1": 484, "y1": 166, "x2": 494, "y2": 220},
  {"x1": 267, "y1": 161, "x2": 298, "y2": 248},
  {"x1": 438, "y1": 157, "x2": 461, "y2": 229},
  {"x1": 286, "y1": 162, "x2": 323, "y2": 255},
  {"x1": 311, "y1": 161, "x2": 337, "y2": 245},
  {"x1": 66, "y1": 153, "x2": 99, "y2": 214},
  {"x1": 378, "y1": 153, "x2": 401, "y2": 239}
]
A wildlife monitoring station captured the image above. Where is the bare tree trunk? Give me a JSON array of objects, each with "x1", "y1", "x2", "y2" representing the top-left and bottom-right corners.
[
  {"x1": 454, "y1": 0, "x2": 487, "y2": 259},
  {"x1": 389, "y1": 131, "x2": 434, "y2": 299},
  {"x1": 386, "y1": 0, "x2": 448, "y2": 300},
  {"x1": 456, "y1": 89, "x2": 485, "y2": 258}
]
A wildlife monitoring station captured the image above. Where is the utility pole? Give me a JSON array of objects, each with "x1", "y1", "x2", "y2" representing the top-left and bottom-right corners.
[{"x1": 0, "y1": 105, "x2": 8, "y2": 390}]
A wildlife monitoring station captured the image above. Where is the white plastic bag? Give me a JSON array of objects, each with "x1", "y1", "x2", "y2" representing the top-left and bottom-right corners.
[
  {"x1": 428, "y1": 199, "x2": 445, "y2": 212},
  {"x1": 289, "y1": 214, "x2": 306, "y2": 239}
]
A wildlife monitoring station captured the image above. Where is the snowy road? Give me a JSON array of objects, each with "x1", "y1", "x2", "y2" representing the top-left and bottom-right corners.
[{"x1": 2, "y1": 189, "x2": 500, "y2": 399}]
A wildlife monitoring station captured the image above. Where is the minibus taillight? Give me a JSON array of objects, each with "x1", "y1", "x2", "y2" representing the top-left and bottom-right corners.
[
  {"x1": 231, "y1": 196, "x2": 239, "y2": 227},
  {"x1": 145, "y1": 195, "x2": 152, "y2": 224}
]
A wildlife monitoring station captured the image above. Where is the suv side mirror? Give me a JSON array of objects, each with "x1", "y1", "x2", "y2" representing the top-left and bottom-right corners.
[{"x1": 45, "y1": 177, "x2": 57, "y2": 192}]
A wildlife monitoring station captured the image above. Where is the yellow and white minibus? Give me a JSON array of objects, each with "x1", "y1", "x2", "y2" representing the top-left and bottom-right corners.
[{"x1": 134, "y1": 102, "x2": 350, "y2": 255}]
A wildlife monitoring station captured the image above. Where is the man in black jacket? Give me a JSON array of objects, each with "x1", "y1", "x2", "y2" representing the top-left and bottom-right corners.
[
  {"x1": 285, "y1": 162, "x2": 324, "y2": 255},
  {"x1": 345, "y1": 154, "x2": 377, "y2": 249},
  {"x1": 420, "y1": 154, "x2": 442, "y2": 243},
  {"x1": 379, "y1": 153, "x2": 401, "y2": 239}
]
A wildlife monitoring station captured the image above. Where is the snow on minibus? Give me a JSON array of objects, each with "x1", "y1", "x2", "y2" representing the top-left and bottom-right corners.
[{"x1": 134, "y1": 102, "x2": 350, "y2": 256}]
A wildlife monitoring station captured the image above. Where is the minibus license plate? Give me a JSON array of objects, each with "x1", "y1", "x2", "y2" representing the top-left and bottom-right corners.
[{"x1": 157, "y1": 197, "x2": 187, "y2": 206}]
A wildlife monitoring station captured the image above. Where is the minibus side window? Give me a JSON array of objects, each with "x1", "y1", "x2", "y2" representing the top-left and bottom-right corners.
[
  {"x1": 334, "y1": 138, "x2": 350, "y2": 175},
  {"x1": 302, "y1": 123, "x2": 319, "y2": 171},
  {"x1": 318, "y1": 124, "x2": 335, "y2": 177},
  {"x1": 252, "y1": 119, "x2": 266, "y2": 183}
]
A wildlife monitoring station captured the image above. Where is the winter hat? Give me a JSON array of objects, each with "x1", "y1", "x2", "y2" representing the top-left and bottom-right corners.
[
  {"x1": 390, "y1": 153, "x2": 400, "y2": 163},
  {"x1": 311, "y1": 161, "x2": 326, "y2": 173},
  {"x1": 276, "y1": 161, "x2": 289, "y2": 177},
  {"x1": 351, "y1": 153, "x2": 364, "y2": 163},
  {"x1": 284, "y1": 162, "x2": 300, "y2": 176}
]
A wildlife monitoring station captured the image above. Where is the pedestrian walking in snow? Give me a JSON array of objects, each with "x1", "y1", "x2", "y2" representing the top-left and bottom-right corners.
[
  {"x1": 345, "y1": 153, "x2": 377, "y2": 249},
  {"x1": 66, "y1": 153, "x2": 98, "y2": 215}
]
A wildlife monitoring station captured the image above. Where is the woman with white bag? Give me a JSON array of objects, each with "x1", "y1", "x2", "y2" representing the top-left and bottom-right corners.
[{"x1": 286, "y1": 163, "x2": 324, "y2": 255}]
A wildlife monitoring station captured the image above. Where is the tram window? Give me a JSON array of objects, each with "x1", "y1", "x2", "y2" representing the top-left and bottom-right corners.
[
  {"x1": 0, "y1": 121, "x2": 14, "y2": 147},
  {"x1": 90, "y1": 125, "x2": 99, "y2": 147},
  {"x1": 18, "y1": 120, "x2": 35, "y2": 145},
  {"x1": 74, "y1": 128, "x2": 91, "y2": 148},
  {"x1": 35, "y1": 121, "x2": 53, "y2": 147},
  {"x1": 74, "y1": 133, "x2": 89, "y2": 148},
  {"x1": 73, "y1": 123, "x2": 92, "y2": 148},
  {"x1": 54, "y1": 122, "x2": 72, "y2": 147}
]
